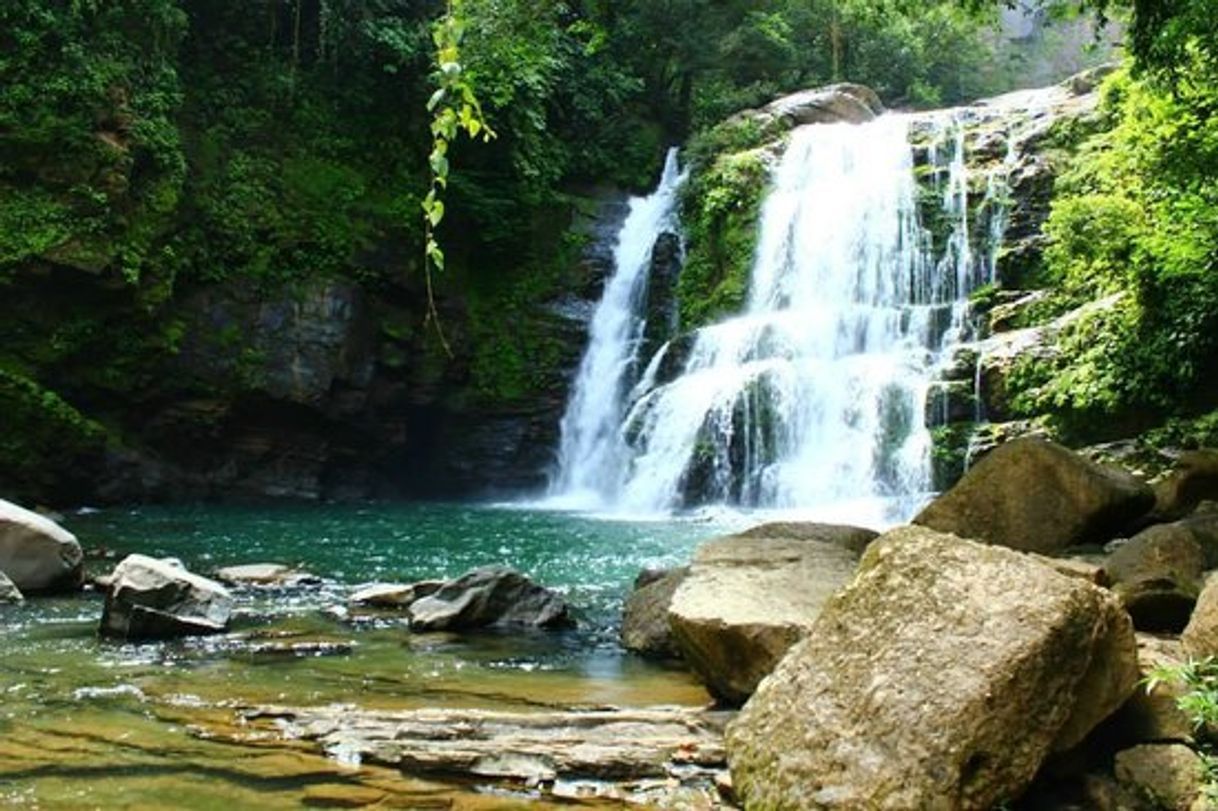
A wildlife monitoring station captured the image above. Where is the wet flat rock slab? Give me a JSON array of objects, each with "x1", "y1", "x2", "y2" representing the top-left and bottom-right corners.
[{"x1": 238, "y1": 704, "x2": 736, "y2": 806}]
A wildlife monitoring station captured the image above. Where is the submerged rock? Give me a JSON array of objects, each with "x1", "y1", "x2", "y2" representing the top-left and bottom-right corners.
[
  {"x1": 726, "y1": 526, "x2": 1137, "y2": 810},
  {"x1": 621, "y1": 567, "x2": 687, "y2": 659},
  {"x1": 349, "y1": 580, "x2": 443, "y2": 609},
  {"x1": 0, "y1": 570, "x2": 24, "y2": 604},
  {"x1": 915, "y1": 437, "x2": 1154, "y2": 554},
  {"x1": 669, "y1": 524, "x2": 875, "y2": 704},
  {"x1": 215, "y1": 563, "x2": 320, "y2": 588},
  {"x1": 408, "y1": 566, "x2": 574, "y2": 631},
  {"x1": 100, "y1": 554, "x2": 234, "y2": 640},
  {"x1": 0, "y1": 498, "x2": 84, "y2": 593}
]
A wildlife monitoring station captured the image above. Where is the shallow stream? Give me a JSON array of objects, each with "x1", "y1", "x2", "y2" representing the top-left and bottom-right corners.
[{"x1": 0, "y1": 503, "x2": 739, "y2": 808}]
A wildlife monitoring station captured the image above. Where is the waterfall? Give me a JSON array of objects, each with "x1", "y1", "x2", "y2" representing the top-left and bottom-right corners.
[
  {"x1": 547, "y1": 149, "x2": 686, "y2": 508},
  {"x1": 549, "y1": 109, "x2": 1014, "y2": 525},
  {"x1": 620, "y1": 117, "x2": 942, "y2": 523}
]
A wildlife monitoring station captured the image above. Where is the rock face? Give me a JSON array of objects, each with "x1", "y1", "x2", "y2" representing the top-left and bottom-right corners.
[
  {"x1": 1106, "y1": 524, "x2": 1206, "y2": 632},
  {"x1": 0, "y1": 570, "x2": 24, "y2": 604},
  {"x1": 915, "y1": 437, "x2": 1154, "y2": 554},
  {"x1": 726, "y1": 526, "x2": 1138, "y2": 810},
  {"x1": 0, "y1": 498, "x2": 84, "y2": 593},
  {"x1": 100, "y1": 554, "x2": 234, "y2": 640},
  {"x1": 621, "y1": 567, "x2": 687, "y2": 659},
  {"x1": 668, "y1": 524, "x2": 875, "y2": 704},
  {"x1": 408, "y1": 566, "x2": 575, "y2": 631}
]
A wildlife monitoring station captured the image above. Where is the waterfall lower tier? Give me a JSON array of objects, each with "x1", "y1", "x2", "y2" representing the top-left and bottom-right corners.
[
  {"x1": 548, "y1": 103, "x2": 1015, "y2": 524},
  {"x1": 547, "y1": 149, "x2": 687, "y2": 509}
]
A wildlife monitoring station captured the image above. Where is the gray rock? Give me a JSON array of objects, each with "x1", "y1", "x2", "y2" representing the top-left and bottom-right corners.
[
  {"x1": 0, "y1": 570, "x2": 24, "y2": 604},
  {"x1": 915, "y1": 437, "x2": 1155, "y2": 554},
  {"x1": 1107, "y1": 523, "x2": 1206, "y2": 632},
  {"x1": 349, "y1": 580, "x2": 443, "y2": 609},
  {"x1": 100, "y1": 554, "x2": 233, "y2": 640},
  {"x1": 669, "y1": 524, "x2": 875, "y2": 704},
  {"x1": 408, "y1": 566, "x2": 574, "y2": 631},
  {"x1": 621, "y1": 567, "x2": 687, "y2": 659},
  {"x1": 0, "y1": 498, "x2": 84, "y2": 593},
  {"x1": 726, "y1": 526, "x2": 1137, "y2": 810}
]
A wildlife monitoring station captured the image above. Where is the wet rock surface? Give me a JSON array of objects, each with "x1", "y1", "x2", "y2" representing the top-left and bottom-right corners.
[{"x1": 100, "y1": 554, "x2": 234, "y2": 640}]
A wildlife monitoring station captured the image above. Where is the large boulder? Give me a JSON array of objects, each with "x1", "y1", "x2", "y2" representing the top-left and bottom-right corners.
[
  {"x1": 668, "y1": 523, "x2": 876, "y2": 704},
  {"x1": 726, "y1": 526, "x2": 1138, "y2": 810},
  {"x1": 915, "y1": 437, "x2": 1154, "y2": 554},
  {"x1": 1106, "y1": 524, "x2": 1206, "y2": 632},
  {"x1": 0, "y1": 570, "x2": 23, "y2": 604},
  {"x1": 621, "y1": 567, "x2": 687, "y2": 659},
  {"x1": 100, "y1": 554, "x2": 233, "y2": 640},
  {"x1": 408, "y1": 566, "x2": 575, "y2": 631},
  {"x1": 0, "y1": 499, "x2": 84, "y2": 593}
]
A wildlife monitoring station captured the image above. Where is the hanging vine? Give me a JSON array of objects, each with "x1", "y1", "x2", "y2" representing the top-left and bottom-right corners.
[{"x1": 422, "y1": 0, "x2": 496, "y2": 353}]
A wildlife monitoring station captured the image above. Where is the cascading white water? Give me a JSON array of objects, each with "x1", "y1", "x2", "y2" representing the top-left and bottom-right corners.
[
  {"x1": 618, "y1": 117, "x2": 942, "y2": 522},
  {"x1": 547, "y1": 149, "x2": 686, "y2": 508},
  {"x1": 548, "y1": 107, "x2": 1018, "y2": 524}
]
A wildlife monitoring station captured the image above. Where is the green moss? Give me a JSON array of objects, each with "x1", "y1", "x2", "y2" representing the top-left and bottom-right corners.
[
  {"x1": 0, "y1": 369, "x2": 111, "y2": 501},
  {"x1": 677, "y1": 147, "x2": 772, "y2": 329},
  {"x1": 930, "y1": 422, "x2": 977, "y2": 491}
]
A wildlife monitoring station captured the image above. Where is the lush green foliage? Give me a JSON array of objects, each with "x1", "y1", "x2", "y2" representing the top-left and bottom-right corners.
[{"x1": 1005, "y1": 59, "x2": 1218, "y2": 435}]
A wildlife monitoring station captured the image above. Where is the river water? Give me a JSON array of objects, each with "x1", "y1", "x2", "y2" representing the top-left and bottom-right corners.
[{"x1": 0, "y1": 503, "x2": 736, "y2": 808}]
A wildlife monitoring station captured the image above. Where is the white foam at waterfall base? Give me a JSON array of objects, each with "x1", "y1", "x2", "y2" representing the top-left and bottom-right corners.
[{"x1": 545, "y1": 148, "x2": 687, "y2": 511}]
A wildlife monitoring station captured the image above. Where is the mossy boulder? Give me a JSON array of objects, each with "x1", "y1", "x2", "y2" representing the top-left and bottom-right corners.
[{"x1": 726, "y1": 526, "x2": 1138, "y2": 810}]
